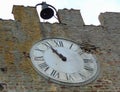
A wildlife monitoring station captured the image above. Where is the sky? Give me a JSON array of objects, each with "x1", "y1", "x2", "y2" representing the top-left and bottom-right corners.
[{"x1": 0, "y1": 0, "x2": 120, "y2": 25}]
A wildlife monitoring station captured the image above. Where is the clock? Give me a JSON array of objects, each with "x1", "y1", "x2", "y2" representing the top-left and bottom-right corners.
[{"x1": 30, "y1": 38, "x2": 100, "y2": 86}]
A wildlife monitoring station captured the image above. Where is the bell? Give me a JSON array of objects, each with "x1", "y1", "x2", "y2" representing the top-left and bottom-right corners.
[{"x1": 40, "y1": 2, "x2": 54, "y2": 19}]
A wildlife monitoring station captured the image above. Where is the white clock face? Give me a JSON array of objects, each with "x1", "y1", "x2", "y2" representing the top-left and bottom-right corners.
[{"x1": 30, "y1": 38, "x2": 100, "y2": 86}]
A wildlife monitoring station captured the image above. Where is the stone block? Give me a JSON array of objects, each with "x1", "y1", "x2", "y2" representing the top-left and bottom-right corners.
[
  {"x1": 99, "y1": 12, "x2": 120, "y2": 30},
  {"x1": 58, "y1": 9, "x2": 85, "y2": 27}
]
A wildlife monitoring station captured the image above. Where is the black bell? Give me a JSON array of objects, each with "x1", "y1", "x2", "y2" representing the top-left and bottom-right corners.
[{"x1": 40, "y1": 2, "x2": 54, "y2": 19}]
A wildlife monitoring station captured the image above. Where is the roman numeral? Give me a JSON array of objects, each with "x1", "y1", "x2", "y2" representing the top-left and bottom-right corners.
[
  {"x1": 39, "y1": 62, "x2": 49, "y2": 71},
  {"x1": 35, "y1": 48, "x2": 45, "y2": 53},
  {"x1": 34, "y1": 56, "x2": 44, "y2": 61},
  {"x1": 42, "y1": 41, "x2": 52, "y2": 48},
  {"x1": 78, "y1": 73, "x2": 86, "y2": 80},
  {"x1": 66, "y1": 73, "x2": 74, "y2": 81},
  {"x1": 50, "y1": 69, "x2": 59, "y2": 78},
  {"x1": 83, "y1": 59, "x2": 93, "y2": 63},
  {"x1": 84, "y1": 65, "x2": 93, "y2": 72},
  {"x1": 54, "y1": 40, "x2": 64, "y2": 47},
  {"x1": 69, "y1": 43, "x2": 73, "y2": 49}
]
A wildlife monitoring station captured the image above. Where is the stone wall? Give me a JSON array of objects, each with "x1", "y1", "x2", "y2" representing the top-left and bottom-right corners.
[{"x1": 0, "y1": 5, "x2": 120, "y2": 92}]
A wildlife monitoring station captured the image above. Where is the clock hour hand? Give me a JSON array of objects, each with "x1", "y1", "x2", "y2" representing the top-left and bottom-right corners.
[
  {"x1": 51, "y1": 47, "x2": 67, "y2": 62},
  {"x1": 58, "y1": 53, "x2": 67, "y2": 61}
]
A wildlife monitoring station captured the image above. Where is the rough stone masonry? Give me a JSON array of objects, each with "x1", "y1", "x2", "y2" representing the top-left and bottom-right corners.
[{"x1": 0, "y1": 5, "x2": 120, "y2": 92}]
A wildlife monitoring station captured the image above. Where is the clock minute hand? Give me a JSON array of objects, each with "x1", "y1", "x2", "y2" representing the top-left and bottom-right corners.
[{"x1": 51, "y1": 47, "x2": 67, "y2": 62}]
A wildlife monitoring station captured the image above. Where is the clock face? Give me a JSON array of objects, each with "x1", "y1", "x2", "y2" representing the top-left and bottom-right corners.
[{"x1": 30, "y1": 38, "x2": 100, "y2": 86}]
